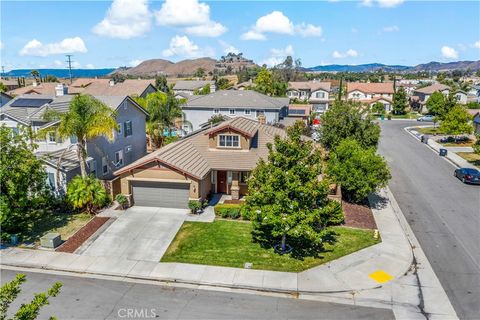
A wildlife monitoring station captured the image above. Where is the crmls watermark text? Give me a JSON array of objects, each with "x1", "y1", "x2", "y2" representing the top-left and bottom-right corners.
[{"x1": 117, "y1": 308, "x2": 157, "y2": 318}]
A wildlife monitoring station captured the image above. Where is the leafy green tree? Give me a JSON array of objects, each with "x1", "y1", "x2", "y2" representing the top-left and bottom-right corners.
[
  {"x1": 371, "y1": 102, "x2": 385, "y2": 115},
  {"x1": 439, "y1": 105, "x2": 473, "y2": 136},
  {"x1": 208, "y1": 114, "x2": 226, "y2": 125},
  {"x1": 1, "y1": 273, "x2": 62, "y2": 320},
  {"x1": 473, "y1": 134, "x2": 480, "y2": 155},
  {"x1": 194, "y1": 68, "x2": 206, "y2": 78},
  {"x1": 111, "y1": 73, "x2": 126, "y2": 83},
  {"x1": 67, "y1": 176, "x2": 108, "y2": 214},
  {"x1": 254, "y1": 67, "x2": 274, "y2": 96},
  {"x1": 155, "y1": 75, "x2": 169, "y2": 92},
  {"x1": 30, "y1": 70, "x2": 40, "y2": 82},
  {"x1": 392, "y1": 86, "x2": 408, "y2": 115},
  {"x1": 216, "y1": 78, "x2": 232, "y2": 90},
  {"x1": 44, "y1": 75, "x2": 58, "y2": 82},
  {"x1": 245, "y1": 122, "x2": 341, "y2": 254},
  {"x1": 425, "y1": 91, "x2": 445, "y2": 115},
  {"x1": 42, "y1": 94, "x2": 118, "y2": 177},
  {"x1": 0, "y1": 126, "x2": 52, "y2": 236},
  {"x1": 0, "y1": 82, "x2": 7, "y2": 92},
  {"x1": 319, "y1": 101, "x2": 380, "y2": 150},
  {"x1": 327, "y1": 138, "x2": 391, "y2": 203}
]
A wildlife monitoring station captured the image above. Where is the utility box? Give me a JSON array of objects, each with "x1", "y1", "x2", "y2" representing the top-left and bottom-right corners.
[
  {"x1": 40, "y1": 233, "x2": 62, "y2": 249},
  {"x1": 439, "y1": 148, "x2": 448, "y2": 157},
  {"x1": 421, "y1": 135, "x2": 429, "y2": 144}
]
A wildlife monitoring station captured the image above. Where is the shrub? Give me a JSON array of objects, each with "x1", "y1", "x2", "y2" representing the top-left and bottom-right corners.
[
  {"x1": 115, "y1": 194, "x2": 128, "y2": 209},
  {"x1": 322, "y1": 200, "x2": 344, "y2": 225},
  {"x1": 387, "y1": 114, "x2": 392, "y2": 120},
  {"x1": 66, "y1": 176, "x2": 108, "y2": 214},
  {"x1": 188, "y1": 200, "x2": 202, "y2": 214},
  {"x1": 214, "y1": 204, "x2": 243, "y2": 219}
]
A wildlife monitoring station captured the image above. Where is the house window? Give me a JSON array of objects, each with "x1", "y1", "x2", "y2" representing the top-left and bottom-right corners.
[
  {"x1": 88, "y1": 160, "x2": 97, "y2": 176},
  {"x1": 240, "y1": 171, "x2": 250, "y2": 184},
  {"x1": 124, "y1": 121, "x2": 132, "y2": 137},
  {"x1": 227, "y1": 171, "x2": 232, "y2": 184},
  {"x1": 244, "y1": 109, "x2": 251, "y2": 115},
  {"x1": 47, "y1": 132, "x2": 56, "y2": 143},
  {"x1": 102, "y1": 157, "x2": 108, "y2": 175},
  {"x1": 218, "y1": 134, "x2": 240, "y2": 148},
  {"x1": 123, "y1": 100, "x2": 128, "y2": 110},
  {"x1": 213, "y1": 109, "x2": 219, "y2": 114},
  {"x1": 125, "y1": 145, "x2": 132, "y2": 153},
  {"x1": 315, "y1": 92, "x2": 325, "y2": 99},
  {"x1": 114, "y1": 150, "x2": 124, "y2": 167},
  {"x1": 117, "y1": 123, "x2": 123, "y2": 136},
  {"x1": 229, "y1": 109, "x2": 235, "y2": 115},
  {"x1": 47, "y1": 172, "x2": 55, "y2": 190},
  {"x1": 456, "y1": 94, "x2": 462, "y2": 101}
]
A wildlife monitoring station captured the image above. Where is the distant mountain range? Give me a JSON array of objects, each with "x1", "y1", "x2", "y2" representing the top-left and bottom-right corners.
[
  {"x1": 307, "y1": 60, "x2": 480, "y2": 73},
  {"x1": 3, "y1": 68, "x2": 116, "y2": 78}
]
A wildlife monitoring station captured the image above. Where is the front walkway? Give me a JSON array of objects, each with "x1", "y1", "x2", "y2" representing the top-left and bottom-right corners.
[{"x1": 79, "y1": 206, "x2": 187, "y2": 262}]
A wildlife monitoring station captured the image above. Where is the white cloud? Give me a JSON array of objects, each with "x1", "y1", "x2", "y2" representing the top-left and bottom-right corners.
[
  {"x1": 155, "y1": 0, "x2": 226, "y2": 37},
  {"x1": 332, "y1": 49, "x2": 358, "y2": 58},
  {"x1": 53, "y1": 60, "x2": 63, "y2": 67},
  {"x1": 441, "y1": 46, "x2": 459, "y2": 59},
  {"x1": 19, "y1": 37, "x2": 87, "y2": 57},
  {"x1": 92, "y1": 0, "x2": 151, "y2": 39},
  {"x1": 361, "y1": 0, "x2": 404, "y2": 7},
  {"x1": 129, "y1": 59, "x2": 143, "y2": 67},
  {"x1": 474, "y1": 41, "x2": 480, "y2": 49},
  {"x1": 383, "y1": 25, "x2": 399, "y2": 32},
  {"x1": 85, "y1": 64, "x2": 95, "y2": 69},
  {"x1": 241, "y1": 11, "x2": 321, "y2": 40},
  {"x1": 162, "y1": 35, "x2": 213, "y2": 58},
  {"x1": 261, "y1": 45, "x2": 294, "y2": 67},
  {"x1": 219, "y1": 40, "x2": 240, "y2": 55}
]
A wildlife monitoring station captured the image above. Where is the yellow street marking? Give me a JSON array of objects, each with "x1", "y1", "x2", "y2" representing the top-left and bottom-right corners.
[{"x1": 369, "y1": 270, "x2": 394, "y2": 284}]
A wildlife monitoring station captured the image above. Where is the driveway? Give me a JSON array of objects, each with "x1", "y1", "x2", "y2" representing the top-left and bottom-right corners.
[{"x1": 80, "y1": 207, "x2": 187, "y2": 262}]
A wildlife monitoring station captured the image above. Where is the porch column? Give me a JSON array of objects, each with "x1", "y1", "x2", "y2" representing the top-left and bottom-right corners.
[{"x1": 231, "y1": 171, "x2": 240, "y2": 200}]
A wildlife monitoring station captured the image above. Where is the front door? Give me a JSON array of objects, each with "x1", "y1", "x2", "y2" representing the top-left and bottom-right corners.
[{"x1": 217, "y1": 171, "x2": 227, "y2": 193}]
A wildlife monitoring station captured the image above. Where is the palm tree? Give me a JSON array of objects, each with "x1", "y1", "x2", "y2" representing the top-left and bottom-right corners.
[
  {"x1": 42, "y1": 94, "x2": 118, "y2": 177},
  {"x1": 30, "y1": 69, "x2": 40, "y2": 82}
]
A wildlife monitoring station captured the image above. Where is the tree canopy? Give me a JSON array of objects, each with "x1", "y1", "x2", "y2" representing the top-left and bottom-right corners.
[
  {"x1": 392, "y1": 86, "x2": 408, "y2": 115},
  {"x1": 439, "y1": 105, "x2": 473, "y2": 136},
  {"x1": 319, "y1": 101, "x2": 380, "y2": 150}
]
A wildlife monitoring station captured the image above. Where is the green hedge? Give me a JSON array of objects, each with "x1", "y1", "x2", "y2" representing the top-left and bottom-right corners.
[{"x1": 214, "y1": 204, "x2": 247, "y2": 220}]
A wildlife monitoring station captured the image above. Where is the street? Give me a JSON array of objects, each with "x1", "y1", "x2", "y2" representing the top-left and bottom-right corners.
[
  {"x1": 378, "y1": 120, "x2": 480, "y2": 319},
  {"x1": 1, "y1": 269, "x2": 394, "y2": 320}
]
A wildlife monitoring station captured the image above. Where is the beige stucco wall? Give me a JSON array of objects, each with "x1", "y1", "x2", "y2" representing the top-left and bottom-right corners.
[{"x1": 208, "y1": 129, "x2": 250, "y2": 150}]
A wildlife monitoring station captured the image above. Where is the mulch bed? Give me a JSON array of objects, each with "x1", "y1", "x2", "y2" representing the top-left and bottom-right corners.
[
  {"x1": 56, "y1": 217, "x2": 110, "y2": 253},
  {"x1": 342, "y1": 201, "x2": 377, "y2": 230},
  {"x1": 222, "y1": 199, "x2": 244, "y2": 205}
]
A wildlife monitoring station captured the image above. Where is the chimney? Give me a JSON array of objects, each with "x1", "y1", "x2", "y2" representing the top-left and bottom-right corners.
[
  {"x1": 32, "y1": 81, "x2": 38, "y2": 87},
  {"x1": 55, "y1": 84, "x2": 68, "y2": 96},
  {"x1": 109, "y1": 80, "x2": 115, "y2": 86}
]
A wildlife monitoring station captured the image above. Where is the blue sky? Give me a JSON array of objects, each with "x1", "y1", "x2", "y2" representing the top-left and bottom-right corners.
[{"x1": 1, "y1": 0, "x2": 479, "y2": 71}]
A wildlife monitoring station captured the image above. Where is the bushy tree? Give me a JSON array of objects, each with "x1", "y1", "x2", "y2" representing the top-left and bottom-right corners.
[
  {"x1": 194, "y1": 68, "x2": 205, "y2": 78},
  {"x1": 473, "y1": 134, "x2": 480, "y2": 155},
  {"x1": 155, "y1": 75, "x2": 169, "y2": 93},
  {"x1": 319, "y1": 101, "x2": 380, "y2": 150},
  {"x1": 67, "y1": 176, "x2": 108, "y2": 214},
  {"x1": 216, "y1": 78, "x2": 232, "y2": 90},
  {"x1": 1, "y1": 273, "x2": 62, "y2": 320},
  {"x1": 425, "y1": 91, "x2": 445, "y2": 116},
  {"x1": 208, "y1": 114, "x2": 226, "y2": 125},
  {"x1": 327, "y1": 138, "x2": 391, "y2": 203},
  {"x1": 245, "y1": 122, "x2": 342, "y2": 255},
  {"x1": 0, "y1": 126, "x2": 52, "y2": 236},
  {"x1": 439, "y1": 105, "x2": 473, "y2": 136},
  {"x1": 371, "y1": 102, "x2": 385, "y2": 115},
  {"x1": 392, "y1": 86, "x2": 408, "y2": 115},
  {"x1": 0, "y1": 82, "x2": 7, "y2": 92}
]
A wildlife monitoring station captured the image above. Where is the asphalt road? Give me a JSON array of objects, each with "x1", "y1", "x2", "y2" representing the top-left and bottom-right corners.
[
  {"x1": 378, "y1": 120, "x2": 480, "y2": 319},
  {"x1": 1, "y1": 269, "x2": 394, "y2": 320}
]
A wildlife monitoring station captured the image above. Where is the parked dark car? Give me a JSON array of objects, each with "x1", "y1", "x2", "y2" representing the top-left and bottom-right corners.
[{"x1": 454, "y1": 168, "x2": 480, "y2": 184}]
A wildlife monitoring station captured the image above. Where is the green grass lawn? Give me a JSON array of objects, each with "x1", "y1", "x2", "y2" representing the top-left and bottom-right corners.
[
  {"x1": 415, "y1": 127, "x2": 443, "y2": 135},
  {"x1": 19, "y1": 212, "x2": 92, "y2": 245},
  {"x1": 457, "y1": 152, "x2": 480, "y2": 169},
  {"x1": 390, "y1": 113, "x2": 419, "y2": 119},
  {"x1": 161, "y1": 220, "x2": 380, "y2": 272}
]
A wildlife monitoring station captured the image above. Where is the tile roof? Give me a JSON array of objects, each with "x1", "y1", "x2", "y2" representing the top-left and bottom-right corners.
[
  {"x1": 346, "y1": 82, "x2": 394, "y2": 94},
  {"x1": 8, "y1": 82, "x2": 60, "y2": 96},
  {"x1": 69, "y1": 78, "x2": 155, "y2": 96},
  {"x1": 115, "y1": 117, "x2": 298, "y2": 179},
  {"x1": 288, "y1": 104, "x2": 312, "y2": 116},
  {"x1": 288, "y1": 81, "x2": 331, "y2": 92},
  {"x1": 414, "y1": 83, "x2": 450, "y2": 94},
  {"x1": 173, "y1": 80, "x2": 214, "y2": 91},
  {"x1": 185, "y1": 90, "x2": 289, "y2": 109}
]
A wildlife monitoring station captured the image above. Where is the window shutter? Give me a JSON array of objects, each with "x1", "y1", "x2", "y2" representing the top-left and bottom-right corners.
[{"x1": 123, "y1": 122, "x2": 127, "y2": 137}]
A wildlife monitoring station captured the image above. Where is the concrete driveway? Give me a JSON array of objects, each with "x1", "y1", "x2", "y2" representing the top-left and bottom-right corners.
[{"x1": 80, "y1": 207, "x2": 187, "y2": 262}]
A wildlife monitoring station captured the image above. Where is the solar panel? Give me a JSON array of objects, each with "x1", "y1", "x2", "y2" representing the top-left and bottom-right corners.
[
  {"x1": 10, "y1": 98, "x2": 52, "y2": 108},
  {"x1": 288, "y1": 109, "x2": 306, "y2": 115}
]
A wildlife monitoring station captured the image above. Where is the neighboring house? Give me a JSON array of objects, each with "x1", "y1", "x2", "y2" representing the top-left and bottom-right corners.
[
  {"x1": 287, "y1": 81, "x2": 331, "y2": 113},
  {"x1": 473, "y1": 112, "x2": 480, "y2": 134},
  {"x1": 0, "y1": 94, "x2": 148, "y2": 192},
  {"x1": 181, "y1": 90, "x2": 289, "y2": 133},
  {"x1": 454, "y1": 90, "x2": 468, "y2": 104},
  {"x1": 233, "y1": 80, "x2": 255, "y2": 90},
  {"x1": 69, "y1": 78, "x2": 157, "y2": 98},
  {"x1": 369, "y1": 97, "x2": 393, "y2": 112},
  {"x1": 468, "y1": 85, "x2": 480, "y2": 102},
  {"x1": 0, "y1": 78, "x2": 20, "y2": 91},
  {"x1": 0, "y1": 92, "x2": 13, "y2": 107},
  {"x1": 173, "y1": 80, "x2": 216, "y2": 96},
  {"x1": 279, "y1": 104, "x2": 312, "y2": 127},
  {"x1": 346, "y1": 82, "x2": 394, "y2": 101},
  {"x1": 8, "y1": 82, "x2": 62, "y2": 96},
  {"x1": 114, "y1": 117, "x2": 304, "y2": 208},
  {"x1": 412, "y1": 83, "x2": 450, "y2": 104}
]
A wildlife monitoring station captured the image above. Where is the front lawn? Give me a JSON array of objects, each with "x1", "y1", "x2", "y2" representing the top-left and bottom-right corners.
[
  {"x1": 415, "y1": 127, "x2": 442, "y2": 135},
  {"x1": 457, "y1": 152, "x2": 480, "y2": 169},
  {"x1": 18, "y1": 212, "x2": 92, "y2": 245},
  {"x1": 161, "y1": 220, "x2": 380, "y2": 272},
  {"x1": 390, "y1": 112, "x2": 419, "y2": 119}
]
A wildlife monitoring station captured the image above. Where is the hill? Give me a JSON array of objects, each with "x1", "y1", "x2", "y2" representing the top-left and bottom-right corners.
[{"x1": 408, "y1": 60, "x2": 480, "y2": 72}]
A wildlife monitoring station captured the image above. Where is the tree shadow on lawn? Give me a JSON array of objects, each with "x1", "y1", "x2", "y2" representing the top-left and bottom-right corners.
[{"x1": 19, "y1": 211, "x2": 76, "y2": 244}]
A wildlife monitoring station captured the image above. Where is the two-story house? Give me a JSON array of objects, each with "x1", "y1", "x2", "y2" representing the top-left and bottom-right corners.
[
  {"x1": 68, "y1": 78, "x2": 157, "y2": 98},
  {"x1": 173, "y1": 80, "x2": 216, "y2": 96},
  {"x1": 412, "y1": 83, "x2": 450, "y2": 104},
  {"x1": 346, "y1": 82, "x2": 395, "y2": 112},
  {"x1": 181, "y1": 90, "x2": 289, "y2": 133},
  {"x1": 0, "y1": 93, "x2": 147, "y2": 193},
  {"x1": 114, "y1": 117, "x2": 302, "y2": 208},
  {"x1": 287, "y1": 81, "x2": 331, "y2": 113}
]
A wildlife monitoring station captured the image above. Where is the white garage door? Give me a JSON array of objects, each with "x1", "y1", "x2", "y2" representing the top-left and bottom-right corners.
[{"x1": 132, "y1": 181, "x2": 190, "y2": 208}]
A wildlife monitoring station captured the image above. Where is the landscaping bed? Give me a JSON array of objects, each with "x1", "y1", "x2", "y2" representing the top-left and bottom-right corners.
[
  {"x1": 161, "y1": 220, "x2": 379, "y2": 272},
  {"x1": 456, "y1": 152, "x2": 480, "y2": 169},
  {"x1": 342, "y1": 201, "x2": 377, "y2": 230},
  {"x1": 56, "y1": 217, "x2": 110, "y2": 253}
]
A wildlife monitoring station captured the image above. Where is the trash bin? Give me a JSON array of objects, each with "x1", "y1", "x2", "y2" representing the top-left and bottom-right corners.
[
  {"x1": 380, "y1": 115, "x2": 385, "y2": 120},
  {"x1": 10, "y1": 234, "x2": 18, "y2": 245},
  {"x1": 439, "y1": 148, "x2": 448, "y2": 157},
  {"x1": 422, "y1": 135, "x2": 429, "y2": 144}
]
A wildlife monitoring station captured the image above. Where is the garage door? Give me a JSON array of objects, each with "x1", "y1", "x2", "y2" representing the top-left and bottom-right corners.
[{"x1": 132, "y1": 181, "x2": 190, "y2": 208}]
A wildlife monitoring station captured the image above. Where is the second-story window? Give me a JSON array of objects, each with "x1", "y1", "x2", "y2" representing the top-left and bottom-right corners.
[
  {"x1": 244, "y1": 109, "x2": 251, "y2": 115},
  {"x1": 229, "y1": 109, "x2": 235, "y2": 115},
  {"x1": 102, "y1": 157, "x2": 108, "y2": 175},
  {"x1": 47, "y1": 132, "x2": 56, "y2": 143},
  {"x1": 316, "y1": 92, "x2": 325, "y2": 98},
  {"x1": 114, "y1": 150, "x2": 124, "y2": 167},
  {"x1": 124, "y1": 121, "x2": 133, "y2": 137},
  {"x1": 218, "y1": 134, "x2": 240, "y2": 148},
  {"x1": 213, "y1": 109, "x2": 220, "y2": 114}
]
